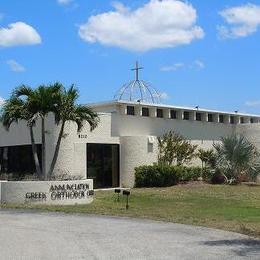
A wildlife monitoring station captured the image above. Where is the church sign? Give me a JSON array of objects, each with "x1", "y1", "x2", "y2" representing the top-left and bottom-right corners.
[{"x1": 0, "y1": 179, "x2": 94, "y2": 205}]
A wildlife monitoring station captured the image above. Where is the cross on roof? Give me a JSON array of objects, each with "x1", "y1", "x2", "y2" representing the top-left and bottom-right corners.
[{"x1": 131, "y1": 61, "x2": 143, "y2": 81}]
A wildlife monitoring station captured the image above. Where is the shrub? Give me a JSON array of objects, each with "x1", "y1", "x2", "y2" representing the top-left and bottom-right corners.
[
  {"x1": 135, "y1": 164, "x2": 179, "y2": 187},
  {"x1": 159, "y1": 164, "x2": 180, "y2": 186},
  {"x1": 135, "y1": 164, "x2": 203, "y2": 187},
  {"x1": 158, "y1": 131, "x2": 197, "y2": 166},
  {"x1": 214, "y1": 134, "x2": 260, "y2": 184},
  {"x1": 135, "y1": 165, "x2": 164, "y2": 187},
  {"x1": 0, "y1": 172, "x2": 38, "y2": 181},
  {"x1": 178, "y1": 167, "x2": 201, "y2": 182},
  {"x1": 211, "y1": 171, "x2": 225, "y2": 184},
  {"x1": 202, "y1": 168, "x2": 225, "y2": 184},
  {"x1": 197, "y1": 149, "x2": 216, "y2": 168}
]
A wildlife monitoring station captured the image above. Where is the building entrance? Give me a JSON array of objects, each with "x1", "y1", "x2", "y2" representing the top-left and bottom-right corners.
[{"x1": 87, "y1": 143, "x2": 120, "y2": 189}]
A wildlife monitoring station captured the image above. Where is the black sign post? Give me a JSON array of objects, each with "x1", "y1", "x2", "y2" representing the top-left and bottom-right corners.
[{"x1": 123, "y1": 190, "x2": 130, "y2": 210}]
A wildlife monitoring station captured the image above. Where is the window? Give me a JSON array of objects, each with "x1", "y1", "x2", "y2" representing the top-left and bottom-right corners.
[
  {"x1": 230, "y1": 116, "x2": 235, "y2": 124},
  {"x1": 183, "y1": 111, "x2": 189, "y2": 120},
  {"x1": 0, "y1": 145, "x2": 42, "y2": 174},
  {"x1": 157, "y1": 108, "x2": 163, "y2": 118},
  {"x1": 219, "y1": 114, "x2": 224, "y2": 123},
  {"x1": 170, "y1": 110, "x2": 177, "y2": 119},
  {"x1": 126, "y1": 106, "x2": 135, "y2": 115},
  {"x1": 208, "y1": 114, "x2": 213, "y2": 122},
  {"x1": 196, "y1": 113, "x2": 202, "y2": 121},
  {"x1": 240, "y1": 117, "x2": 244, "y2": 124},
  {"x1": 250, "y1": 118, "x2": 258, "y2": 123},
  {"x1": 142, "y1": 107, "x2": 149, "y2": 117}
]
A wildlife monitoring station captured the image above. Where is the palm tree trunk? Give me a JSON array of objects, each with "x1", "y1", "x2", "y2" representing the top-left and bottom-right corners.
[
  {"x1": 29, "y1": 126, "x2": 42, "y2": 180},
  {"x1": 41, "y1": 117, "x2": 47, "y2": 180},
  {"x1": 47, "y1": 120, "x2": 66, "y2": 179}
]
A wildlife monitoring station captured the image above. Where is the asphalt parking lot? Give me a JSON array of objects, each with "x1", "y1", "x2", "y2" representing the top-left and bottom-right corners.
[{"x1": 0, "y1": 209, "x2": 259, "y2": 260}]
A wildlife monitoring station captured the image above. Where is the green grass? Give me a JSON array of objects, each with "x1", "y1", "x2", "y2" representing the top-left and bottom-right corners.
[{"x1": 3, "y1": 183, "x2": 260, "y2": 238}]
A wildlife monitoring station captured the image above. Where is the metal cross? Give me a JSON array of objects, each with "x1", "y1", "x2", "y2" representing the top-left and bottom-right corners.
[{"x1": 131, "y1": 61, "x2": 143, "y2": 81}]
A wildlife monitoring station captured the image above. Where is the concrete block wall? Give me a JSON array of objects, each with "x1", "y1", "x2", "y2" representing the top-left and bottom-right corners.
[{"x1": 0, "y1": 180, "x2": 93, "y2": 205}]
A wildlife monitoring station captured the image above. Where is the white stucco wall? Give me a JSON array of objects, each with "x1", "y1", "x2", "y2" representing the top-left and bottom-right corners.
[
  {"x1": 1, "y1": 101, "x2": 260, "y2": 188},
  {"x1": 236, "y1": 123, "x2": 260, "y2": 150},
  {"x1": 0, "y1": 117, "x2": 42, "y2": 146},
  {"x1": 0, "y1": 180, "x2": 7, "y2": 202},
  {"x1": 111, "y1": 113, "x2": 236, "y2": 140},
  {"x1": 0, "y1": 113, "x2": 119, "y2": 180},
  {"x1": 54, "y1": 113, "x2": 120, "y2": 178},
  {"x1": 120, "y1": 136, "x2": 158, "y2": 187}
]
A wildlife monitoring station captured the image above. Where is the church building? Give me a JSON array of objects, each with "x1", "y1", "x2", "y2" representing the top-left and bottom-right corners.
[{"x1": 1, "y1": 63, "x2": 260, "y2": 188}]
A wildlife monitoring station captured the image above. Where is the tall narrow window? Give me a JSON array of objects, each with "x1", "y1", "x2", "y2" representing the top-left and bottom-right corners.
[
  {"x1": 208, "y1": 114, "x2": 213, "y2": 122},
  {"x1": 196, "y1": 113, "x2": 202, "y2": 121},
  {"x1": 219, "y1": 114, "x2": 224, "y2": 123},
  {"x1": 250, "y1": 118, "x2": 254, "y2": 123},
  {"x1": 183, "y1": 111, "x2": 189, "y2": 120},
  {"x1": 240, "y1": 117, "x2": 244, "y2": 124},
  {"x1": 230, "y1": 116, "x2": 235, "y2": 124},
  {"x1": 157, "y1": 108, "x2": 163, "y2": 118},
  {"x1": 142, "y1": 107, "x2": 149, "y2": 117},
  {"x1": 126, "y1": 106, "x2": 135, "y2": 115},
  {"x1": 170, "y1": 110, "x2": 177, "y2": 119}
]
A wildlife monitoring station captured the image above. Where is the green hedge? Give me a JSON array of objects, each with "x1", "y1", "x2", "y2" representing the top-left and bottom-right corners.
[{"x1": 135, "y1": 164, "x2": 204, "y2": 187}]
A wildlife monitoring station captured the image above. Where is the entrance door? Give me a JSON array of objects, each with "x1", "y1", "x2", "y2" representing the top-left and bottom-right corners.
[{"x1": 87, "y1": 144, "x2": 119, "y2": 189}]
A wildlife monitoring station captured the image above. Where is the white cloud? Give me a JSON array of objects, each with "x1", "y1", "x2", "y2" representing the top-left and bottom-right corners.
[
  {"x1": 160, "y1": 63, "x2": 184, "y2": 72},
  {"x1": 194, "y1": 60, "x2": 205, "y2": 69},
  {"x1": 0, "y1": 96, "x2": 5, "y2": 106},
  {"x1": 218, "y1": 4, "x2": 260, "y2": 39},
  {"x1": 79, "y1": 0, "x2": 204, "y2": 52},
  {"x1": 152, "y1": 91, "x2": 169, "y2": 100},
  {"x1": 161, "y1": 60, "x2": 205, "y2": 72},
  {"x1": 245, "y1": 100, "x2": 260, "y2": 107},
  {"x1": 0, "y1": 22, "x2": 41, "y2": 47},
  {"x1": 6, "y1": 59, "x2": 26, "y2": 72},
  {"x1": 112, "y1": 1, "x2": 129, "y2": 13},
  {"x1": 57, "y1": 0, "x2": 73, "y2": 5},
  {"x1": 159, "y1": 92, "x2": 169, "y2": 100}
]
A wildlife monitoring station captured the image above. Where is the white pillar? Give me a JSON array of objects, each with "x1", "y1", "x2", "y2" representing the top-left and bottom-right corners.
[
  {"x1": 150, "y1": 107, "x2": 156, "y2": 117},
  {"x1": 213, "y1": 113, "x2": 219, "y2": 123}
]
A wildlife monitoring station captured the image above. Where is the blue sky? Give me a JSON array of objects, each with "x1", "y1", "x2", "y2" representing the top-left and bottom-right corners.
[{"x1": 0, "y1": 0, "x2": 260, "y2": 114}]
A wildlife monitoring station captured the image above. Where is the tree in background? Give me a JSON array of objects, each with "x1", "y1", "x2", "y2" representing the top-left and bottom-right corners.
[
  {"x1": 14, "y1": 84, "x2": 61, "y2": 180},
  {"x1": 47, "y1": 84, "x2": 99, "y2": 179},
  {"x1": 158, "y1": 131, "x2": 197, "y2": 166},
  {"x1": 213, "y1": 135, "x2": 260, "y2": 184},
  {"x1": 0, "y1": 96, "x2": 42, "y2": 179},
  {"x1": 1, "y1": 83, "x2": 99, "y2": 180}
]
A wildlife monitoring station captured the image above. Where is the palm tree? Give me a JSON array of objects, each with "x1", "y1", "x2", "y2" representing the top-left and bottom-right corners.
[
  {"x1": 47, "y1": 84, "x2": 99, "y2": 179},
  {"x1": 197, "y1": 148, "x2": 215, "y2": 169},
  {"x1": 213, "y1": 135, "x2": 260, "y2": 184},
  {"x1": 0, "y1": 96, "x2": 42, "y2": 178},
  {"x1": 14, "y1": 83, "x2": 62, "y2": 180}
]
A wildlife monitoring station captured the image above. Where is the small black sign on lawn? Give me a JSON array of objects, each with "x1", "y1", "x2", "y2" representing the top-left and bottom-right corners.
[
  {"x1": 123, "y1": 190, "x2": 130, "y2": 210},
  {"x1": 114, "y1": 188, "x2": 121, "y2": 202}
]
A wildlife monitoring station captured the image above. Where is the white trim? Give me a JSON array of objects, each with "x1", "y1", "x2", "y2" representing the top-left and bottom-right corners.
[{"x1": 87, "y1": 100, "x2": 260, "y2": 118}]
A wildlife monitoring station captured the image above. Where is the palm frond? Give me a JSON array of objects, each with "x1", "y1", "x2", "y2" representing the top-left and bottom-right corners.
[
  {"x1": 214, "y1": 134, "x2": 259, "y2": 181},
  {"x1": 0, "y1": 96, "x2": 26, "y2": 130},
  {"x1": 14, "y1": 85, "x2": 34, "y2": 98}
]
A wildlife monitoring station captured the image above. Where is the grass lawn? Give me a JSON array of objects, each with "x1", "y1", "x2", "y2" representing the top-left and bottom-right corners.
[{"x1": 3, "y1": 183, "x2": 260, "y2": 238}]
